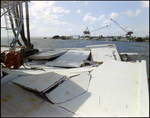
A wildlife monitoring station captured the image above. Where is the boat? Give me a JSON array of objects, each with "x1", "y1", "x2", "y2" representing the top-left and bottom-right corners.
[{"x1": 1, "y1": 1, "x2": 149, "y2": 117}]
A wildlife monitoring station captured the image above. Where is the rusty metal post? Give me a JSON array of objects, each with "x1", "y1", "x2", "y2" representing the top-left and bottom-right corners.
[{"x1": 25, "y1": 1, "x2": 31, "y2": 48}]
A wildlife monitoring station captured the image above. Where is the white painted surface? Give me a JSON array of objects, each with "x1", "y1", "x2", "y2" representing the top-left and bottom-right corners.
[
  {"x1": 11, "y1": 72, "x2": 66, "y2": 93},
  {"x1": 1, "y1": 65, "x2": 65, "y2": 76},
  {"x1": 86, "y1": 44, "x2": 115, "y2": 48},
  {"x1": 1, "y1": 44, "x2": 149, "y2": 117},
  {"x1": 88, "y1": 44, "x2": 121, "y2": 62},
  {"x1": 138, "y1": 60, "x2": 149, "y2": 116},
  {"x1": 1, "y1": 82, "x2": 44, "y2": 117},
  {"x1": 55, "y1": 66, "x2": 96, "y2": 77},
  {"x1": 1, "y1": 82, "x2": 73, "y2": 117},
  {"x1": 120, "y1": 53, "x2": 139, "y2": 55},
  {"x1": 2, "y1": 64, "x2": 96, "y2": 78},
  {"x1": 26, "y1": 50, "x2": 67, "y2": 59},
  {"x1": 1, "y1": 74, "x2": 19, "y2": 85},
  {"x1": 26, "y1": 101, "x2": 76, "y2": 117},
  {"x1": 2, "y1": 66, "x2": 48, "y2": 76},
  {"x1": 58, "y1": 60, "x2": 144, "y2": 116},
  {"x1": 46, "y1": 72, "x2": 91, "y2": 103},
  {"x1": 45, "y1": 50, "x2": 90, "y2": 67}
]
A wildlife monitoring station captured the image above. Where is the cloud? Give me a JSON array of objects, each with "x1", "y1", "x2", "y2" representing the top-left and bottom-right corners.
[
  {"x1": 85, "y1": 2, "x2": 88, "y2": 5},
  {"x1": 103, "y1": 20, "x2": 110, "y2": 24},
  {"x1": 98, "y1": 15, "x2": 105, "y2": 20},
  {"x1": 76, "y1": 10, "x2": 81, "y2": 13},
  {"x1": 51, "y1": 6, "x2": 70, "y2": 14},
  {"x1": 141, "y1": 1, "x2": 149, "y2": 8},
  {"x1": 30, "y1": 24, "x2": 37, "y2": 30},
  {"x1": 67, "y1": 28, "x2": 73, "y2": 32},
  {"x1": 121, "y1": 9, "x2": 142, "y2": 17},
  {"x1": 101, "y1": 19, "x2": 111, "y2": 26},
  {"x1": 110, "y1": 12, "x2": 119, "y2": 19},
  {"x1": 83, "y1": 12, "x2": 99, "y2": 23},
  {"x1": 64, "y1": 10, "x2": 70, "y2": 14},
  {"x1": 52, "y1": 20, "x2": 68, "y2": 25},
  {"x1": 32, "y1": 19, "x2": 37, "y2": 24},
  {"x1": 30, "y1": 1, "x2": 70, "y2": 25}
]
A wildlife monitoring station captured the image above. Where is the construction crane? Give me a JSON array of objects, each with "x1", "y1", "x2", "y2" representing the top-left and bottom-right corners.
[
  {"x1": 90, "y1": 25, "x2": 109, "y2": 33},
  {"x1": 83, "y1": 25, "x2": 109, "y2": 36},
  {"x1": 110, "y1": 18, "x2": 133, "y2": 38}
]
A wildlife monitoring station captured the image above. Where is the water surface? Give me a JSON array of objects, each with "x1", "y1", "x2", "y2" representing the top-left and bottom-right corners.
[{"x1": 1, "y1": 37, "x2": 149, "y2": 78}]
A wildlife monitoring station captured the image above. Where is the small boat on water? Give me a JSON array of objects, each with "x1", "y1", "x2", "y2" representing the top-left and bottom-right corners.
[{"x1": 1, "y1": 1, "x2": 149, "y2": 117}]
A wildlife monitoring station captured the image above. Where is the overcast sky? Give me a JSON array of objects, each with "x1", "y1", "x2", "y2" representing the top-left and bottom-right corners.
[{"x1": 1, "y1": 1, "x2": 149, "y2": 37}]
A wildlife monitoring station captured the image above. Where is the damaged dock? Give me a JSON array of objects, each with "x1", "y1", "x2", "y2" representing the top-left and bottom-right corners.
[{"x1": 1, "y1": 44, "x2": 149, "y2": 117}]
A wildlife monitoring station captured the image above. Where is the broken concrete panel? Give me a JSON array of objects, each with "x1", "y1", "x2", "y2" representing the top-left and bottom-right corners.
[
  {"x1": 11, "y1": 72, "x2": 66, "y2": 93},
  {"x1": 86, "y1": 44, "x2": 121, "y2": 62},
  {"x1": 59, "y1": 92, "x2": 108, "y2": 116},
  {"x1": 90, "y1": 48, "x2": 120, "y2": 62},
  {"x1": 2, "y1": 66, "x2": 47, "y2": 76},
  {"x1": 1, "y1": 65, "x2": 66, "y2": 76},
  {"x1": 86, "y1": 44, "x2": 116, "y2": 48},
  {"x1": 119, "y1": 53, "x2": 139, "y2": 62},
  {"x1": 91, "y1": 48, "x2": 113, "y2": 61},
  {"x1": 45, "y1": 50, "x2": 90, "y2": 68},
  {"x1": 1, "y1": 74, "x2": 19, "y2": 85},
  {"x1": 138, "y1": 60, "x2": 149, "y2": 116},
  {"x1": 58, "y1": 60, "x2": 142, "y2": 116},
  {"x1": 46, "y1": 72, "x2": 91, "y2": 104},
  {"x1": 55, "y1": 66, "x2": 97, "y2": 77},
  {"x1": 1, "y1": 82, "x2": 44, "y2": 117},
  {"x1": 26, "y1": 50, "x2": 67, "y2": 59},
  {"x1": 26, "y1": 101, "x2": 76, "y2": 117}
]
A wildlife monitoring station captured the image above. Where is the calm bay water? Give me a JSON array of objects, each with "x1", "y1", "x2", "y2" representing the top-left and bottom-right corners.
[{"x1": 1, "y1": 37, "x2": 149, "y2": 78}]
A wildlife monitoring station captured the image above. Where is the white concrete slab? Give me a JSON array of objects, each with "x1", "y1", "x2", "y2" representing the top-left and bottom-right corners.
[
  {"x1": 58, "y1": 60, "x2": 145, "y2": 116},
  {"x1": 46, "y1": 72, "x2": 91, "y2": 104},
  {"x1": 11, "y1": 72, "x2": 66, "y2": 93},
  {"x1": 1, "y1": 82, "x2": 75, "y2": 117},
  {"x1": 45, "y1": 50, "x2": 90, "y2": 68},
  {"x1": 120, "y1": 53, "x2": 139, "y2": 61},
  {"x1": 55, "y1": 66, "x2": 97, "y2": 77},
  {"x1": 2, "y1": 64, "x2": 96, "y2": 78},
  {"x1": 86, "y1": 44, "x2": 115, "y2": 48},
  {"x1": 23, "y1": 63, "x2": 96, "y2": 77},
  {"x1": 26, "y1": 50, "x2": 67, "y2": 59},
  {"x1": 86, "y1": 44, "x2": 121, "y2": 62},
  {"x1": 91, "y1": 48, "x2": 114, "y2": 62},
  {"x1": 1, "y1": 82, "x2": 44, "y2": 117},
  {"x1": 138, "y1": 60, "x2": 149, "y2": 116},
  {"x1": 1, "y1": 65, "x2": 66, "y2": 76},
  {"x1": 2, "y1": 66, "x2": 48, "y2": 76},
  {"x1": 1, "y1": 74, "x2": 19, "y2": 85},
  {"x1": 26, "y1": 101, "x2": 77, "y2": 117}
]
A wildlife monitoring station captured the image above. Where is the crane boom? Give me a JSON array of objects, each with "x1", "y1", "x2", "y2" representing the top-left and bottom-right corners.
[
  {"x1": 90, "y1": 25, "x2": 109, "y2": 33},
  {"x1": 110, "y1": 18, "x2": 133, "y2": 37},
  {"x1": 110, "y1": 18, "x2": 128, "y2": 33}
]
